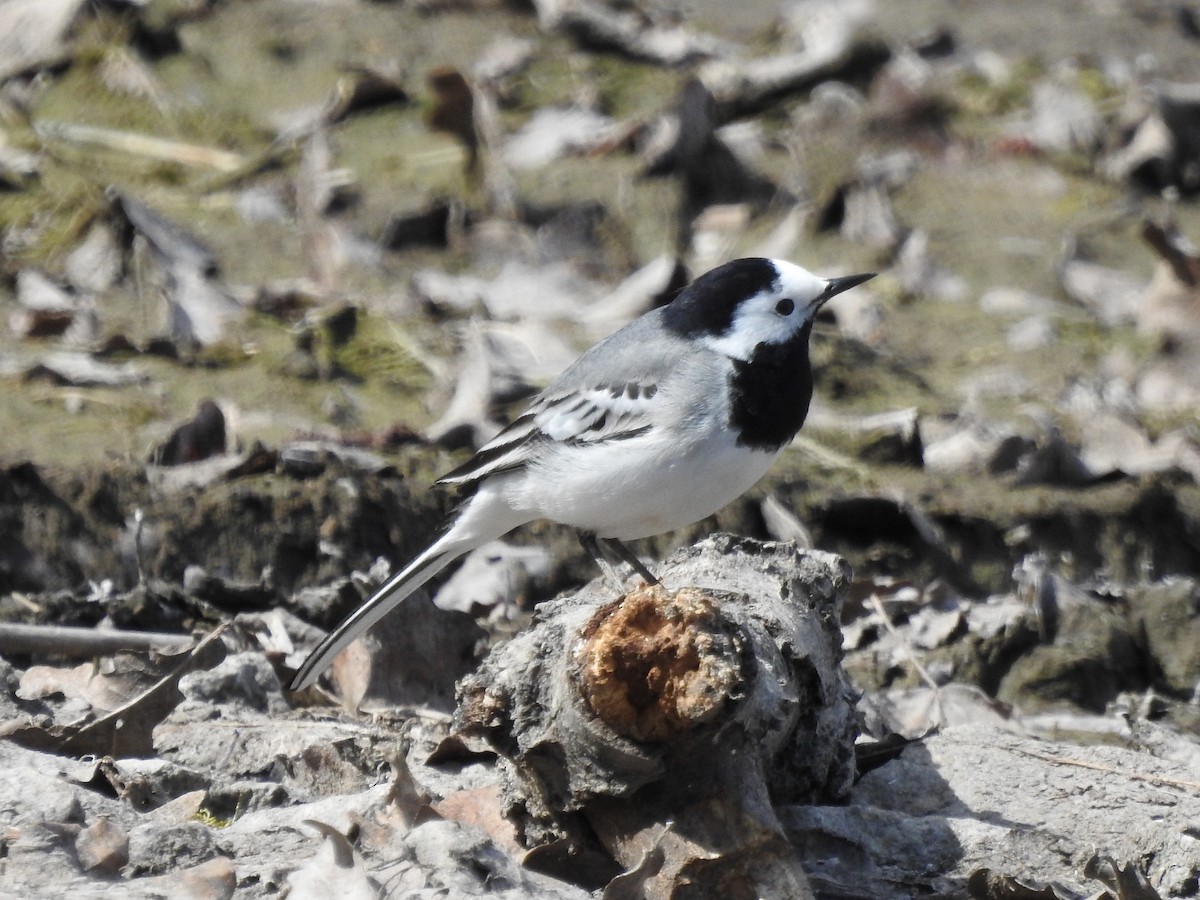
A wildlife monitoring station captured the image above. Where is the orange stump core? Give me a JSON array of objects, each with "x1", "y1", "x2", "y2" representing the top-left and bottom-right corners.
[{"x1": 577, "y1": 585, "x2": 745, "y2": 742}]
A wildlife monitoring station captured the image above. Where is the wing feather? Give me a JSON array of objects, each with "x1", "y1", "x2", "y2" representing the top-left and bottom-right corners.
[{"x1": 437, "y1": 381, "x2": 658, "y2": 488}]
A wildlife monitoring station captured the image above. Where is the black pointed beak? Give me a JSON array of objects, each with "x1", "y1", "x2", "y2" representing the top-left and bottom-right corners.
[{"x1": 819, "y1": 272, "x2": 875, "y2": 306}]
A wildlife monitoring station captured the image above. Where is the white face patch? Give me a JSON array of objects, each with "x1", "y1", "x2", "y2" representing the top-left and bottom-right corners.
[{"x1": 700, "y1": 260, "x2": 831, "y2": 361}]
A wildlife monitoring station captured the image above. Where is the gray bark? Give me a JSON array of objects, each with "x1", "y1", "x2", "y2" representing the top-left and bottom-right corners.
[{"x1": 455, "y1": 535, "x2": 859, "y2": 900}]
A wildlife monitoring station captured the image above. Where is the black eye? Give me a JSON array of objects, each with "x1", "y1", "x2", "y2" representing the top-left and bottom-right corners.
[{"x1": 775, "y1": 298, "x2": 795, "y2": 316}]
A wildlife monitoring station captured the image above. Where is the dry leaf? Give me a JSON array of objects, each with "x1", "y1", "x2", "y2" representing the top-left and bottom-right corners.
[
  {"x1": 75, "y1": 817, "x2": 129, "y2": 874},
  {"x1": 1084, "y1": 855, "x2": 1163, "y2": 900},
  {"x1": 288, "y1": 821, "x2": 381, "y2": 900},
  {"x1": 0, "y1": 630, "x2": 226, "y2": 757},
  {"x1": 432, "y1": 785, "x2": 520, "y2": 853}
]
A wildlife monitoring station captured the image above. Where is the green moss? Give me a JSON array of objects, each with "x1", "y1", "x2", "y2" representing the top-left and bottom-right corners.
[
  {"x1": 1075, "y1": 66, "x2": 1122, "y2": 104},
  {"x1": 0, "y1": 173, "x2": 106, "y2": 266},
  {"x1": 192, "y1": 801, "x2": 241, "y2": 829},
  {"x1": 334, "y1": 313, "x2": 434, "y2": 390},
  {"x1": 511, "y1": 38, "x2": 679, "y2": 121},
  {"x1": 589, "y1": 56, "x2": 680, "y2": 120},
  {"x1": 36, "y1": 53, "x2": 266, "y2": 157},
  {"x1": 953, "y1": 57, "x2": 1044, "y2": 120},
  {"x1": 194, "y1": 340, "x2": 257, "y2": 368}
]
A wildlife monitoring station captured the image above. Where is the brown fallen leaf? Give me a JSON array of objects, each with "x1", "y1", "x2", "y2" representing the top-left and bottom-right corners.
[
  {"x1": 1083, "y1": 854, "x2": 1163, "y2": 900},
  {"x1": 75, "y1": 817, "x2": 129, "y2": 875},
  {"x1": 432, "y1": 785, "x2": 520, "y2": 853},
  {"x1": 0, "y1": 629, "x2": 226, "y2": 757},
  {"x1": 19, "y1": 643, "x2": 209, "y2": 716},
  {"x1": 17, "y1": 662, "x2": 106, "y2": 708},
  {"x1": 384, "y1": 750, "x2": 432, "y2": 829},
  {"x1": 142, "y1": 855, "x2": 237, "y2": 900}
]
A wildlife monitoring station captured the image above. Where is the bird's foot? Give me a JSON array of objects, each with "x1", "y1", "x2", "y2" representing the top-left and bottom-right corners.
[
  {"x1": 578, "y1": 533, "x2": 660, "y2": 592},
  {"x1": 601, "y1": 537, "x2": 660, "y2": 586}
]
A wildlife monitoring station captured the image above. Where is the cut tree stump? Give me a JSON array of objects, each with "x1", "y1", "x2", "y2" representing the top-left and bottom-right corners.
[{"x1": 454, "y1": 534, "x2": 858, "y2": 900}]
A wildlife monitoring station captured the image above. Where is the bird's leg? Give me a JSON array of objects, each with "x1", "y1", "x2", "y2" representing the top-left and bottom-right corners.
[
  {"x1": 578, "y1": 532, "x2": 628, "y2": 593},
  {"x1": 601, "y1": 538, "x2": 660, "y2": 586}
]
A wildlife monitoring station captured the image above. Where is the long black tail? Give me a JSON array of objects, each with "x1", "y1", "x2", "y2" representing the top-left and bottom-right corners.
[{"x1": 288, "y1": 540, "x2": 462, "y2": 691}]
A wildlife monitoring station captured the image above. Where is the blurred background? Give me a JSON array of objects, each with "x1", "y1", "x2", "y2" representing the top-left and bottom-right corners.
[{"x1": 2, "y1": 0, "x2": 1199, "y2": 737}]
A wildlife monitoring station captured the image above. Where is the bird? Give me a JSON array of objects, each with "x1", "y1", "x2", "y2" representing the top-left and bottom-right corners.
[{"x1": 289, "y1": 257, "x2": 874, "y2": 691}]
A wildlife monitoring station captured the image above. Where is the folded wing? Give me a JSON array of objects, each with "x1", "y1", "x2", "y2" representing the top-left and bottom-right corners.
[{"x1": 437, "y1": 380, "x2": 658, "y2": 488}]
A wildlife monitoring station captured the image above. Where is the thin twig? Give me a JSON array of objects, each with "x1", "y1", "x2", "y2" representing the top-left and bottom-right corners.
[
  {"x1": 134, "y1": 507, "x2": 147, "y2": 587},
  {"x1": 792, "y1": 434, "x2": 871, "y2": 477},
  {"x1": 1012, "y1": 746, "x2": 1200, "y2": 792},
  {"x1": 35, "y1": 121, "x2": 246, "y2": 172},
  {"x1": 867, "y1": 593, "x2": 941, "y2": 692},
  {"x1": 0, "y1": 623, "x2": 195, "y2": 658}
]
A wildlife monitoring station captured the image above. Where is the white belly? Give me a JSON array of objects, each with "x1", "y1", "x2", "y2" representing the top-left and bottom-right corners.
[{"x1": 504, "y1": 429, "x2": 780, "y2": 539}]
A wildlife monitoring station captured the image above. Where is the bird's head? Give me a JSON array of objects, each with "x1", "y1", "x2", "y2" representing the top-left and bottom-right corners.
[{"x1": 663, "y1": 258, "x2": 875, "y2": 361}]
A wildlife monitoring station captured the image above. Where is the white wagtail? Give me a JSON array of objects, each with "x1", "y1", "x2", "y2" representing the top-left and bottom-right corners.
[{"x1": 290, "y1": 258, "x2": 873, "y2": 690}]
